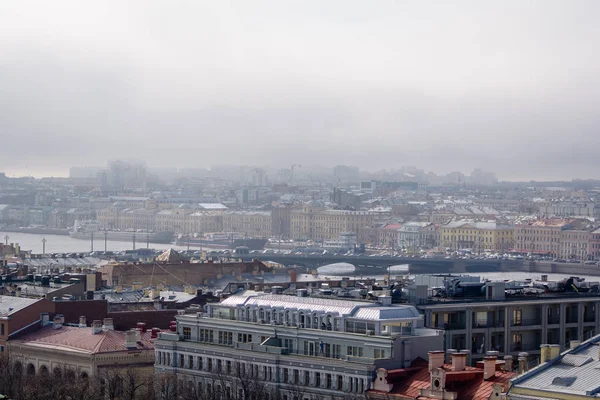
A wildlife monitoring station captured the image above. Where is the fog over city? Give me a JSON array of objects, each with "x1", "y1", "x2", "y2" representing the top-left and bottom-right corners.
[{"x1": 1, "y1": 1, "x2": 600, "y2": 180}]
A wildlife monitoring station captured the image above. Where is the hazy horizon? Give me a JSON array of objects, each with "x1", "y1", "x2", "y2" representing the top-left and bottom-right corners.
[{"x1": 2, "y1": 1, "x2": 600, "y2": 181}]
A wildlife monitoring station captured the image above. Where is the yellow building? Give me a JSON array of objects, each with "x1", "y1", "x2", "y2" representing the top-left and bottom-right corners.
[
  {"x1": 290, "y1": 206, "x2": 375, "y2": 241},
  {"x1": 439, "y1": 219, "x2": 514, "y2": 253}
]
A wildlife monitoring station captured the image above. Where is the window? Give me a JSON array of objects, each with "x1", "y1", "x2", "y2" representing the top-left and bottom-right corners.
[
  {"x1": 208, "y1": 358, "x2": 213, "y2": 371},
  {"x1": 238, "y1": 333, "x2": 253, "y2": 343},
  {"x1": 374, "y1": 349, "x2": 385, "y2": 359},
  {"x1": 0, "y1": 324, "x2": 4, "y2": 336},
  {"x1": 179, "y1": 355, "x2": 184, "y2": 368},
  {"x1": 304, "y1": 371, "x2": 310, "y2": 385},
  {"x1": 200, "y1": 329, "x2": 214, "y2": 342},
  {"x1": 513, "y1": 309, "x2": 522, "y2": 326},
  {"x1": 188, "y1": 355, "x2": 193, "y2": 368},
  {"x1": 283, "y1": 368, "x2": 289, "y2": 382},
  {"x1": 183, "y1": 327, "x2": 191, "y2": 340},
  {"x1": 347, "y1": 346, "x2": 363, "y2": 357},
  {"x1": 198, "y1": 357, "x2": 203, "y2": 370},
  {"x1": 293, "y1": 369, "x2": 299, "y2": 384},
  {"x1": 326, "y1": 374, "x2": 332, "y2": 388},
  {"x1": 315, "y1": 372, "x2": 321, "y2": 387}
]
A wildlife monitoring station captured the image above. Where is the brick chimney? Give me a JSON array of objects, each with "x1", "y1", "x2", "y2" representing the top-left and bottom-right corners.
[
  {"x1": 79, "y1": 316, "x2": 86, "y2": 327},
  {"x1": 451, "y1": 352, "x2": 467, "y2": 372},
  {"x1": 52, "y1": 316, "x2": 63, "y2": 329},
  {"x1": 503, "y1": 355, "x2": 513, "y2": 372},
  {"x1": 92, "y1": 320, "x2": 103, "y2": 335},
  {"x1": 483, "y1": 355, "x2": 497, "y2": 380},
  {"x1": 428, "y1": 351, "x2": 445, "y2": 371}
]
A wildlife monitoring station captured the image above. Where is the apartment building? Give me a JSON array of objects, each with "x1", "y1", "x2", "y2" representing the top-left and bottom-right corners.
[
  {"x1": 439, "y1": 220, "x2": 514, "y2": 253},
  {"x1": 513, "y1": 219, "x2": 573, "y2": 257},
  {"x1": 155, "y1": 290, "x2": 443, "y2": 400},
  {"x1": 290, "y1": 205, "x2": 375, "y2": 241},
  {"x1": 419, "y1": 292, "x2": 600, "y2": 365},
  {"x1": 222, "y1": 211, "x2": 272, "y2": 238},
  {"x1": 559, "y1": 219, "x2": 595, "y2": 260},
  {"x1": 397, "y1": 222, "x2": 430, "y2": 250}
]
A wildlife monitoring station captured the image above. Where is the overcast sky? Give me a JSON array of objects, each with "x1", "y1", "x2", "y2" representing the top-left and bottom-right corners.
[{"x1": 1, "y1": 1, "x2": 599, "y2": 181}]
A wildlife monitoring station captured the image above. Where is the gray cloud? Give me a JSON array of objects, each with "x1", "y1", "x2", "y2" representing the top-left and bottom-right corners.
[{"x1": 1, "y1": 0, "x2": 599, "y2": 180}]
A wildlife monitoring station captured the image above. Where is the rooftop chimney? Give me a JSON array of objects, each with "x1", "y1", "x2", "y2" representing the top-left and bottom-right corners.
[
  {"x1": 451, "y1": 352, "x2": 467, "y2": 372},
  {"x1": 102, "y1": 318, "x2": 114, "y2": 331},
  {"x1": 79, "y1": 316, "x2": 87, "y2": 327},
  {"x1": 92, "y1": 320, "x2": 103, "y2": 334},
  {"x1": 518, "y1": 352, "x2": 529, "y2": 374},
  {"x1": 570, "y1": 340, "x2": 581, "y2": 350},
  {"x1": 53, "y1": 316, "x2": 63, "y2": 329},
  {"x1": 428, "y1": 351, "x2": 445, "y2": 371},
  {"x1": 503, "y1": 355, "x2": 513, "y2": 372},
  {"x1": 549, "y1": 344, "x2": 560, "y2": 360},
  {"x1": 540, "y1": 344, "x2": 550, "y2": 363},
  {"x1": 446, "y1": 349, "x2": 457, "y2": 363},
  {"x1": 483, "y1": 355, "x2": 497, "y2": 380},
  {"x1": 151, "y1": 327, "x2": 160, "y2": 339},
  {"x1": 40, "y1": 312, "x2": 50, "y2": 327},
  {"x1": 125, "y1": 330, "x2": 138, "y2": 348},
  {"x1": 136, "y1": 322, "x2": 147, "y2": 333}
]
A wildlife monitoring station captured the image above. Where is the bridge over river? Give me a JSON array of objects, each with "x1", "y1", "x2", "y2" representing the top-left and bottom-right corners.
[{"x1": 240, "y1": 254, "x2": 600, "y2": 277}]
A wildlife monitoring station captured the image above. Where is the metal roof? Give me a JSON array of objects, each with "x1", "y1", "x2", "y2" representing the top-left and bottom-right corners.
[
  {"x1": 219, "y1": 291, "x2": 423, "y2": 322},
  {"x1": 511, "y1": 338, "x2": 600, "y2": 396},
  {"x1": 0, "y1": 296, "x2": 42, "y2": 317}
]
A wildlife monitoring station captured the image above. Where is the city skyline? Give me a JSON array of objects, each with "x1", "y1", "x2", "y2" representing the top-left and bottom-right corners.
[{"x1": 2, "y1": 1, "x2": 600, "y2": 180}]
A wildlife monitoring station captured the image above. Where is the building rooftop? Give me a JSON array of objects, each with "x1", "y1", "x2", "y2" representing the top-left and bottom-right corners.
[
  {"x1": 219, "y1": 290, "x2": 422, "y2": 321},
  {"x1": 15, "y1": 325, "x2": 155, "y2": 354},
  {"x1": 0, "y1": 296, "x2": 42, "y2": 317},
  {"x1": 371, "y1": 357, "x2": 516, "y2": 400},
  {"x1": 510, "y1": 335, "x2": 600, "y2": 397}
]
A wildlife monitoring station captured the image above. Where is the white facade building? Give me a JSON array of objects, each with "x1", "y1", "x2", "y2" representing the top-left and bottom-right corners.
[
  {"x1": 397, "y1": 222, "x2": 428, "y2": 250},
  {"x1": 155, "y1": 290, "x2": 442, "y2": 400}
]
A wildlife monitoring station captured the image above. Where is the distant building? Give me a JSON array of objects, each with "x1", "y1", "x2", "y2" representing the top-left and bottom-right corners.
[
  {"x1": 440, "y1": 219, "x2": 514, "y2": 253},
  {"x1": 290, "y1": 205, "x2": 375, "y2": 241}
]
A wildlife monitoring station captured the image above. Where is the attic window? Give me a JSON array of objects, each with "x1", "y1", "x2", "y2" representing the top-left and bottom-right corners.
[
  {"x1": 561, "y1": 354, "x2": 592, "y2": 367},
  {"x1": 552, "y1": 377, "x2": 577, "y2": 387}
]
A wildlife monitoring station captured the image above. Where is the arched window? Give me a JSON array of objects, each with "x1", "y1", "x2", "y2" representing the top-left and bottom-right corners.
[
  {"x1": 26, "y1": 363, "x2": 35, "y2": 376},
  {"x1": 13, "y1": 361, "x2": 23, "y2": 376},
  {"x1": 53, "y1": 367, "x2": 62, "y2": 379},
  {"x1": 39, "y1": 365, "x2": 49, "y2": 376}
]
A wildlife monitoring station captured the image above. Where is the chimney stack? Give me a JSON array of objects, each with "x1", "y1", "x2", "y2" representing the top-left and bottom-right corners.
[
  {"x1": 540, "y1": 344, "x2": 550, "y2": 363},
  {"x1": 445, "y1": 349, "x2": 457, "y2": 363},
  {"x1": 483, "y1": 355, "x2": 497, "y2": 380},
  {"x1": 53, "y1": 316, "x2": 63, "y2": 329},
  {"x1": 518, "y1": 352, "x2": 529, "y2": 374},
  {"x1": 125, "y1": 330, "x2": 138, "y2": 348},
  {"x1": 428, "y1": 351, "x2": 445, "y2": 371},
  {"x1": 451, "y1": 352, "x2": 467, "y2": 372},
  {"x1": 503, "y1": 355, "x2": 513, "y2": 372},
  {"x1": 549, "y1": 344, "x2": 560, "y2": 360},
  {"x1": 570, "y1": 340, "x2": 581, "y2": 350},
  {"x1": 79, "y1": 316, "x2": 87, "y2": 327},
  {"x1": 92, "y1": 320, "x2": 103, "y2": 334},
  {"x1": 102, "y1": 318, "x2": 114, "y2": 331}
]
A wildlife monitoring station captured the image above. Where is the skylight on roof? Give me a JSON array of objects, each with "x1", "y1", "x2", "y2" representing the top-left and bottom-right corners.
[{"x1": 552, "y1": 377, "x2": 577, "y2": 387}]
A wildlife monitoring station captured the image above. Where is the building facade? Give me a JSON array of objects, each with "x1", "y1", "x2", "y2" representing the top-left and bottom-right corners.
[
  {"x1": 155, "y1": 290, "x2": 443, "y2": 400},
  {"x1": 290, "y1": 206, "x2": 375, "y2": 242},
  {"x1": 223, "y1": 211, "x2": 272, "y2": 238},
  {"x1": 439, "y1": 220, "x2": 514, "y2": 253}
]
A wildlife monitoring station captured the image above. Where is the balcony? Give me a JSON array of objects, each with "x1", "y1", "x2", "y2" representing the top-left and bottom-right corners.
[
  {"x1": 512, "y1": 318, "x2": 541, "y2": 327},
  {"x1": 443, "y1": 322, "x2": 466, "y2": 330},
  {"x1": 473, "y1": 321, "x2": 505, "y2": 329}
]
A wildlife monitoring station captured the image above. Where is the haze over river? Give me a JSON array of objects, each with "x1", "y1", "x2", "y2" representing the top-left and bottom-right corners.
[{"x1": 0, "y1": 232, "x2": 190, "y2": 254}]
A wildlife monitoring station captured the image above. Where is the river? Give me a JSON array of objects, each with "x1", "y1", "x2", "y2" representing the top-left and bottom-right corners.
[{"x1": 0, "y1": 232, "x2": 190, "y2": 254}]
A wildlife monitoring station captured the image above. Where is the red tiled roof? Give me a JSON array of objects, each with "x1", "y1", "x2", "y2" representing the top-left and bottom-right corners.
[
  {"x1": 16, "y1": 326, "x2": 155, "y2": 354},
  {"x1": 370, "y1": 360, "x2": 516, "y2": 400}
]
